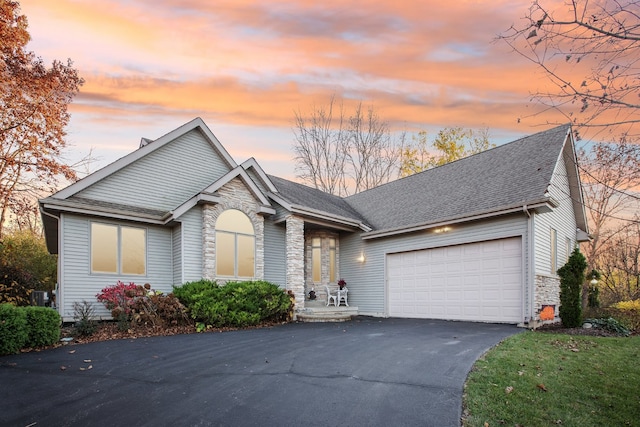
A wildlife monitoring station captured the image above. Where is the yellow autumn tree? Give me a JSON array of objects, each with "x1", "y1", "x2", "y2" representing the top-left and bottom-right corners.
[{"x1": 399, "y1": 126, "x2": 493, "y2": 177}]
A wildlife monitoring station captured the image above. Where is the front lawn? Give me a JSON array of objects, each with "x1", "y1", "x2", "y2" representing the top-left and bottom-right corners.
[{"x1": 463, "y1": 332, "x2": 640, "y2": 427}]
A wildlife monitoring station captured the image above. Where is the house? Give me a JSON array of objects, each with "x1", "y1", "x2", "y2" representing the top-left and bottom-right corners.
[{"x1": 40, "y1": 118, "x2": 589, "y2": 325}]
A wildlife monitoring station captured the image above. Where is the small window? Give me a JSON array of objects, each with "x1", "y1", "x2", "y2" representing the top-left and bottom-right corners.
[
  {"x1": 565, "y1": 237, "x2": 573, "y2": 263},
  {"x1": 216, "y1": 209, "x2": 255, "y2": 278},
  {"x1": 550, "y1": 228, "x2": 557, "y2": 273},
  {"x1": 91, "y1": 223, "x2": 146, "y2": 275},
  {"x1": 312, "y1": 238, "x2": 321, "y2": 283},
  {"x1": 329, "y1": 238, "x2": 336, "y2": 283}
]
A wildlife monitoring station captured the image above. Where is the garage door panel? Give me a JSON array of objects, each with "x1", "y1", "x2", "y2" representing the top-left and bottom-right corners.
[
  {"x1": 482, "y1": 258, "x2": 502, "y2": 271},
  {"x1": 464, "y1": 260, "x2": 483, "y2": 272},
  {"x1": 387, "y1": 237, "x2": 522, "y2": 323},
  {"x1": 502, "y1": 238, "x2": 521, "y2": 250}
]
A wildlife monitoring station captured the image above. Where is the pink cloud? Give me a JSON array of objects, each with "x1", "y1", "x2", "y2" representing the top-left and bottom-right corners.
[{"x1": 19, "y1": 0, "x2": 588, "y2": 177}]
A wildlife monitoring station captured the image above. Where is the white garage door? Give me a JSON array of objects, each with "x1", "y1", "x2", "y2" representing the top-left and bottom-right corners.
[{"x1": 387, "y1": 237, "x2": 522, "y2": 323}]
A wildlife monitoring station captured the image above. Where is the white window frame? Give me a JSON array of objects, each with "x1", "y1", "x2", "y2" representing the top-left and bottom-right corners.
[
  {"x1": 215, "y1": 210, "x2": 256, "y2": 279},
  {"x1": 90, "y1": 222, "x2": 147, "y2": 276},
  {"x1": 329, "y1": 238, "x2": 336, "y2": 283},
  {"x1": 311, "y1": 237, "x2": 322, "y2": 283}
]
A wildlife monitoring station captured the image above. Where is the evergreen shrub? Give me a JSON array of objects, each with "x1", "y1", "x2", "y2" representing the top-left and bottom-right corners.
[
  {"x1": 23, "y1": 306, "x2": 61, "y2": 347},
  {"x1": 173, "y1": 280, "x2": 293, "y2": 327},
  {"x1": 557, "y1": 248, "x2": 587, "y2": 328},
  {"x1": 0, "y1": 303, "x2": 28, "y2": 355}
]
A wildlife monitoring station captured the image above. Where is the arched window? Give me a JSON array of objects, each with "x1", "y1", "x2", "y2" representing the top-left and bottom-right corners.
[{"x1": 216, "y1": 209, "x2": 255, "y2": 278}]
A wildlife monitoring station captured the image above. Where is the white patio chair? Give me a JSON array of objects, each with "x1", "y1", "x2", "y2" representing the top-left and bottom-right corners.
[{"x1": 324, "y1": 285, "x2": 338, "y2": 306}]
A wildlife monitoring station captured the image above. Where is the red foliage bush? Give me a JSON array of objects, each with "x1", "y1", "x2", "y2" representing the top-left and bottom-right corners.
[{"x1": 96, "y1": 281, "x2": 190, "y2": 328}]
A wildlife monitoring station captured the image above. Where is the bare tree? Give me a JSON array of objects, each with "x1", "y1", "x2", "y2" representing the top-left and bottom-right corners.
[
  {"x1": 498, "y1": 0, "x2": 640, "y2": 138},
  {"x1": 347, "y1": 102, "x2": 405, "y2": 194},
  {"x1": 598, "y1": 220, "x2": 640, "y2": 305},
  {"x1": 292, "y1": 96, "x2": 349, "y2": 195},
  {"x1": 293, "y1": 96, "x2": 405, "y2": 196},
  {"x1": 578, "y1": 137, "x2": 640, "y2": 305}
]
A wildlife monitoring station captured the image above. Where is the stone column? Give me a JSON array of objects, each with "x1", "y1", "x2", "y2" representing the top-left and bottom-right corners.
[
  {"x1": 202, "y1": 204, "x2": 220, "y2": 281},
  {"x1": 254, "y1": 215, "x2": 265, "y2": 280},
  {"x1": 286, "y1": 215, "x2": 305, "y2": 312}
]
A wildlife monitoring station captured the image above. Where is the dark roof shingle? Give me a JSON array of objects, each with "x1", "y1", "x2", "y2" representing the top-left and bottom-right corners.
[
  {"x1": 267, "y1": 175, "x2": 367, "y2": 224},
  {"x1": 344, "y1": 124, "x2": 571, "y2": 232}
]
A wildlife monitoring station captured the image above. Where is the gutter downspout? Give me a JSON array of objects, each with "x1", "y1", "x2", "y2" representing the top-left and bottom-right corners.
[{"x1": 523, "y1": 205, "x2": 535, "y2": 327}]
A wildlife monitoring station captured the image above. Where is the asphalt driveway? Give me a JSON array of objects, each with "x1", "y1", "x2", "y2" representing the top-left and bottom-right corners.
[{"x1": 0, "y1": 317, "x2": 519, "y2": 427}]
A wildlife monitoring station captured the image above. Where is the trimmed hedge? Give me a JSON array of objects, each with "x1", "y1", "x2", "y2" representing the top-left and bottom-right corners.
[
  {"x1": 23, "y1": 306, "x2": 61, "y2": 347},
  {"x1": 173, "y1": 280, "x2": 294, "y2": 327},
  {"x1": 0, "y1": 303, "x2": 28, "y2": 355},
  {"x1": 0, "y1": 304, "x2": 61, "y2": 355}
]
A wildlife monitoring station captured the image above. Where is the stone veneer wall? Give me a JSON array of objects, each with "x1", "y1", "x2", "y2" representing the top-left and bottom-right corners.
[
  {"x1": 304, "y1": 231, "x2": 339, "y2": 303},
  {"x1": 534, "y1": 274, "x2": 561, "y2": 320},
  {"x1": 286, "y1": 215, "x2": 305, "y2": 311},
  {"x1": 202, "y1": 177, "x2": 265, "y2": 281}
]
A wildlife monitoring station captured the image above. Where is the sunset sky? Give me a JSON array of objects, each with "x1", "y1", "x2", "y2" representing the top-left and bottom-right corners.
[{"x1": 19, "y1": 0, "x2": 578, "y2": 180}]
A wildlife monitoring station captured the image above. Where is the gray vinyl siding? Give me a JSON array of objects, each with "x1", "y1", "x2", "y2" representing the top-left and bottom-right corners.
[
  {"x1": 58, "y1": 213, "x2": 173, "y2": 321},
  {"x1": 340, "y1": 214, "x2": 529, "y2": 317},
  {"x1": 172, "y1": 224, "x2": 182, "y2": 285},
  {"x1": 246, "y1": 169, "x2": 267, "y2": 194},
  {"x1": 263, "y1": 218, "x2": 286, "y2": 286},
  {"x1": 534, "y1": 151, "x2": 578, "y2": 275},
  {"x1": 180, "y1": 207, "x2": 203, "y2": 283},
  {"x1": 77, "y1": 129, "x2": 231, "y2": 211}
]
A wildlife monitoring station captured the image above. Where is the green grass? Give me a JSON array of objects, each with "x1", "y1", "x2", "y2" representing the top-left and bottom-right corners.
[{"x1": 463, "y1": 332, "x2": 640, "y2": 427}]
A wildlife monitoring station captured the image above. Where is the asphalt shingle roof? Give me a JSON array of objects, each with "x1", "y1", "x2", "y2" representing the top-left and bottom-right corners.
[
  {"x1": 267, "y1": 125, "x2": 571, "y2": 233},
  {"x1": 267, "y1": 174, "x2": 368, "y2": 225},
  {"x1": 344, "y1": 124, "x2": 571, "y2": 232}
]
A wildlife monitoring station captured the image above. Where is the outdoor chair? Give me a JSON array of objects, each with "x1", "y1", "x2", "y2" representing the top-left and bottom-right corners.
[{"x1": 324, "y1": 285, "x2": 338, "y2": 306}]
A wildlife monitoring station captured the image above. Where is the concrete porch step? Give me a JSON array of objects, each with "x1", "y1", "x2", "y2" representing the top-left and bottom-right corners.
[{"x1": 296, "y1": 300, "x2": 358, "y2": 322}]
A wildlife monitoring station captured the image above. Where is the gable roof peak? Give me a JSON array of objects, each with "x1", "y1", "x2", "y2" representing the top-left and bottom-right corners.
[{"x1": 50, "y1": 117, "x2": 238, "y2": 200}]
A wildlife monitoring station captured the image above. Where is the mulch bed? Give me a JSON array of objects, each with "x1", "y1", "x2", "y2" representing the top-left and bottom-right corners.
[
  {"x1": 533, "y1": 322, "x2": 633, "y2": 337},
  {"x1": 62, "y1": 322, "x2": 200, "y2": 345}
]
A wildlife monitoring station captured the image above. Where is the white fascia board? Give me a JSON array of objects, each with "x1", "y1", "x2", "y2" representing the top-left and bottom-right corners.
[
  {"x1": 42, "y1": 203, "x2": 167, "y2": 225},
  {"x1": 204, "y1": 167, "x2": 272, "y2": 207},
  {"x1": 362, "y1": 200, "x2": 554, "y2": 240},
  {"x1": 289, "y1": 205, "x2": 370, "y2": 231},
  {"x1": 170, "y1": 193, "x2": 223, "y2": 221},
  {"x1": 267, "y1": 191, "x2": 369, "y2": 231},
  {"x1": 241, "y1": 158, "x2": 278, "y2": 193},
  {"x1": 258, "y1": 206, "x2": 277, "y2": 215},
  {"x1": 53, "y1": 117, "x2": 237, "y2": 200},
  {"x1": 576, "y1": 228, "x2": 591, "y2": 242},
  {"x1": 563, "y1": 129, "x2": 590, "y2": 234},
  {"x1": 267, "y1": 192, "x2": 293, "y2": 211}
]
